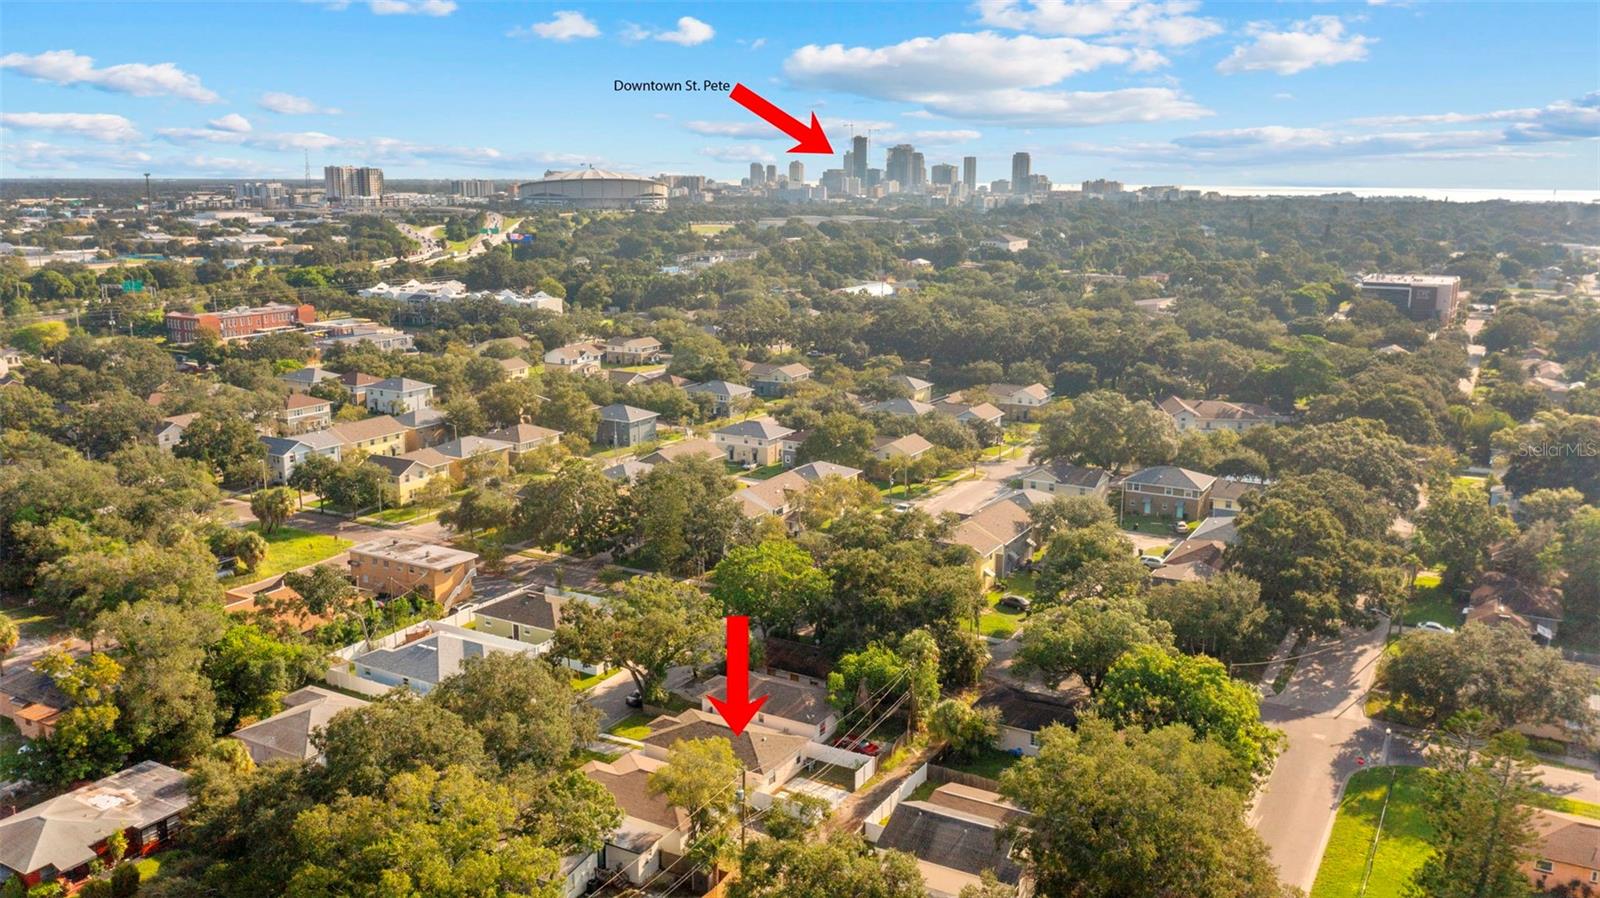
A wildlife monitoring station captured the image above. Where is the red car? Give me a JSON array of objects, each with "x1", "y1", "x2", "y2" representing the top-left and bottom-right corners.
[{"x1": 833, "y1": 737, "x2": 881, "y2": 757}]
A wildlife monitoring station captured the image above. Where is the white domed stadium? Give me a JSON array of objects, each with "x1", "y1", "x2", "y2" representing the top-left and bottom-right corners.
[{"x1": 518, "y1": 168, "x2": 668, "y2": 211}]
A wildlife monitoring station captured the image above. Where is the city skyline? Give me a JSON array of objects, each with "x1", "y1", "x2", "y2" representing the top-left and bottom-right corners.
[{"x1": 1, "y1": 1, "x2": 1597, "y2": 189}]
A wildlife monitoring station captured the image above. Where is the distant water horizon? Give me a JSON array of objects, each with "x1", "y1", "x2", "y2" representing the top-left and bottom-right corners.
[{"x1": 1163, "y1": 184, "x2": 1600, "y2": 203}]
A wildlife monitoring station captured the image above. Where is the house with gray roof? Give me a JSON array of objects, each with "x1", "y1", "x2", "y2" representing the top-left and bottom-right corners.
[
  {"x1": 1119, "y1": 465, "x2": 1218, "y2": 520},
  {"x1": 975, "y1": 683, "x2": 1079, "y2": 757},
  {"x1": 261, "y1": 430, "x2": 344, "y2": 483},
  {"x1": 872, "y1": 784, "x2": 1028, "y2": 898},
  {"x1": 230, "y1": 686, "x2": 368, "y2": 764},
  {"x1": 748, "y1": 361, "x2": 812, "y2": 397},
  {"x1": 364, "y1": 376, "x2": 435, "y2": 414},
  {"x1": 688, "y1": 671, "x2": 838, "y2": 740},
  {"x1": 868, "y1": 397, "x2": 936, "y2": 417},
  {"x1": 889, "y1": 374, "x2": 934, "y2": 401},
  {"x1": 1019, "y1": 460, "x2": 1110, "y2": 499},
  {"x1": 713, "y1": 415, "x2": 794, "y2": 466},
  {"x1": 0, "y1": 761, "x2": 190, "y2": 890},
  {"x1": 596, "y1": 404, "x2": 659, "y2": 448},
  {"x1": 685, "y1": 379, "x2": 755, "y2": 418},
  {"x1": 280, "y1": 365, "x2": 338, "y2": 392},
  {"x1": 484, "y1": 422, "x2": 563, "y2": 454}
]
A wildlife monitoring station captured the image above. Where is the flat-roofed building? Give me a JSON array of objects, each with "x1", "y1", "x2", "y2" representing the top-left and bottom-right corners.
[
  {"x1": 1359, "y1": 273, "x2": 1462, "y2": 322},
  {"x1": 347, "y1": 538, "x2": 477, "y2": 606},
  {"x1": 164, "y1": 302, "x2": 314, "y2": 344}
]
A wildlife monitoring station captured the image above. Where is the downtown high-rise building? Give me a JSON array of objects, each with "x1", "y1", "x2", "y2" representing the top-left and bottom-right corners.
[
  {"x1": 911, "y1": 152, "x2": 926, "y2": 190},
  {"x1": 1011, "y1": 153, "x2": 1031, "y2": 194},
  {"x1": 749, "y1": 162, "x2": 765, "y2": 186},
  {"x1": 766, "y1": 164, "x2": 778, "y2": 185},
  {"x1": 789, "y1": 161, "x2": 805, "y2": 184},
  {"x1": 324, "y1": 165, "x2": 384, "y2": 201},
  {"x1": 851, "y1": 134, "x2": 868, "y2": 187},
  {"x1": 930, "y1": 163, "x2": 957, "y2": 186},
  {"x1": 963, "y1": 156, "x2": 977, "y2": 190},
  {"x1": 885, "y1": 144, "x2": 915, "y2": 188}
]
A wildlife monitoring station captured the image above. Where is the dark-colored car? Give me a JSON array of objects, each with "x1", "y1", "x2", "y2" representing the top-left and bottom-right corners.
[
  {"x1": 624, "y1": 690, "x2": 643, "y2": 709},
  {"x1": 996, "y1": 594, "x2": 1031, "y2": 613}
]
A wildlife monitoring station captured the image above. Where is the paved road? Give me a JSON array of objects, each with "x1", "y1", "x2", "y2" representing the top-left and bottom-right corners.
[
  {"x1": 911, "y1": 451, "x2": 1032, "y2": 518},
  {"x1": 1251, "y1": 620, "x2": 1424, "y2": 893}
]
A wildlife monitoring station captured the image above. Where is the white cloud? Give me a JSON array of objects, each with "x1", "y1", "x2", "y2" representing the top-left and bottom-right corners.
[
  {"x1": 367, "y1": 0, "x2": 455, "y2": 15},
  {"x1": 0, "y1": 49, "x2": 219, "y2": 102},
  {"x1": 1217, "y1": 16, "x2": 1372, "y2": 76},
  {"x1": 207, "y1": 113, "x2": 252, "y2": 133},
  {"x1": 685, "y1": 121, "x2": 777, "y2": 139},
  {"x1": 509, "y1": 10, "x2": 600, "y2": 40},
  {"x1": 626, "y1": 16, "x2": 715, "y2": 46},
  {"x1": 1, "y1": 139, "x2": 153, "y2": 171},
  {"x1": 783, "y1": 31, "x2": 1205, "y2": 127},
  {"x1": 1065, "y1": 94, "x2": 1600, "y2": 167},
  {"x1": 1273, "y1": 92, "x2": 1295, "y2": 101},
  {"x1": 0, "y1": 111, "x2": 140, "y2": 142},
  {"x1": 750, "y1": 38, "x2": 767, "y2": 50},
  {"x1": 976, "y1": 0, "x2": 1222, "y2": 47},
  {"x1": 259, "y1": 91, "x2": 341, "y2": 115},
  {"x1": 657, "y1": 16, "x2": 715, "y2": 46},
  {"x1": 1352, "y1": 93, "x2": 1600, "y2": 140},
  {"x1": 698, "y1": 144, "x2": 773, "y2": 163}
]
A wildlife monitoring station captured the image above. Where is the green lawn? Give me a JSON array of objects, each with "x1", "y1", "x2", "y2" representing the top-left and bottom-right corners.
[
  {"x1": 360, "y1": 504, "x2": 443, "y2": 525},
  {"x1": 222, "y1": 525, "x2": 353, "y2": 586},
  {"x1": 570, "y1": 669, "x2": 611, "y2": 691},
  {"x1": 1310, "y1": 767, "x2": 1434, "y2": 898},
  {"x1": 1402, "y1": 576, "x2": 1463, "y2": 629},
  {"x1": 607, "y1": 713, "x2": 655, "y2": 740},
  {"x1": 1537, "y1": 795, "x2": 1600, "y2": 821},
  {"x1": 1118, "y1": 511, "x2": 1187, "y2": 536},
  {"x1": 968, "y1": 592, "x2": 1026, "y2": 639},
  {"x1": 941, "y1": 746, "x2": 1021, "y2": 781},
  {"x1": 738, "y1": 462, "x2": 787, "y2": 480},
  {"x1": 0, "y1": 604, "x2": 65, "y2": 640}
]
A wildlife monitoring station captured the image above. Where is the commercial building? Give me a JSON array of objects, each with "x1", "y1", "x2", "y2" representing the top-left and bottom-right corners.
[
  {"x1": 518, "y1": 168, "x2": 668, "y2": 211},
  {"x1": 164, "y1": 302, "x2": 315, "y2": 343},
  {"x1": 886, "y1": 144, "x2": 915, "y2": 189},
  {"x1": 749, "y1": 162, "x2": 765, "y2": 186},
  {"x1": 851, "y1": 135, "x2": 869, "y2": 186},
  {"x1": 1359, "y1": 274, "x2": 1463, "y2": 322},
  {"x1": 450, "y1": 179, "x2": 495, "y2": 197},
  {"x1": 323, "y1": 165, "x2": 384, "y2": 201},
  {"x1": 347, "y1": 538, "x2": 478, "y2": 606},
  {"x1": 962, "y1": 156, "x2": 977, "y2": 191},
  {"x1": 931, "y1": 163, "x2": 957, "y2": 186},
  {"x1": 788, "y1": 160, "x2": 805, "y2": 184},
  {"x1": 1011, "y1": 153, "x2": 1031, "y2": 193}
]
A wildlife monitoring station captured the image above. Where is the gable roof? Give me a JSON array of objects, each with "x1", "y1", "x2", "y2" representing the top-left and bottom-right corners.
[
  {"x1": 1122, "y1": 465, "x2": 1217, "y2": 492},
  {"x1": 748, "y1": 361, "x2": 812, "y2": 379},
  {"x1": 230, "y1": 686, "x2": 367, "y2": 764},
  {"x1": 686, "y1": 380, "x2": 755, "y2": 400},
  {"x1": 976, "y1": 683, "x2": 1079, "y2": 733},
  {"x1": 371, "y1": 377, "x2": 435, "y2": 393},
  {"x1": 262, "y1": 430, "x2": 344, "y2": 455},
  {"x1": 1021, "y1": 459, "x2": 1108, "y2": 488},
  {"x1": 640, "y1": 438, "x2": 721, "y2": 465},
  {"x1": 0, "y1": 761, "x2": 190, "y2": 876},
  {"x1": 1531, "y1": 809, "x2": 1600, "y2": 871},
  {"x1": 869, "y1": 397, "x2": 936, "y2": 417},
  {"x1": 641, "y1": 709, "x2": 809, "y2": 774},
  {"x1": 982, "y1": 382, "x2": 1050, "y2": 402},
  {"x1": 475, "y1": 591, "x2": 564, "y2": 632},
  {"x1": 435, "y1": 435, "x2": 513, "y2": 459},
  {"x1": 603, "y1": 458, "x2": 655, "y2": 482},
  {"x1": 484, "y1": 422, "x2": 562, "y2": 446},
  {"x1": 582, "y1": 751, "x2": 686, "y2": 853},
  {"x1": 284, "y1": 392, "x2": 331, "y2": 410},
  {"x1": 598, "y1": 403, "x2": 659, "y2": 424},
  {"x1": 949, "y1": 496, "x2": 1033, "y2": 556},
  {"x1": 280, "y1": 365, "x2": 336, "y2": 385},
  {"x1": 329, "y1": 415, "x2": 406, "y2": 444},
  {"x1": 735, "y1": 461, "x2": 863, "y2": 517},
  {"x1": 873, "y1": 433, "x2": 935, "y2": 455},
  {"x1": 1158, "y1": 396, "x2": 1284, "y2": 422},
  {"x1": 714, "y1": 416, "x2": 794, "y2": 441}
]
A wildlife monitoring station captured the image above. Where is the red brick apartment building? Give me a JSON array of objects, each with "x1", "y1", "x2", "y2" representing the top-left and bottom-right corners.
[{"x1": 164, "y1": 302, "x2": 314, "y2": 343}]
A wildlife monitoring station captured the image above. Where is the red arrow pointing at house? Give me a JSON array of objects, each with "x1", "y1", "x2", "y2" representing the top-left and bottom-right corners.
[
  {"x1": 708, "y1": 615, "x2": 768, "y2": 735},
  {"x1": 729, "y1": 83, "x2": 833, "y2": 155}
]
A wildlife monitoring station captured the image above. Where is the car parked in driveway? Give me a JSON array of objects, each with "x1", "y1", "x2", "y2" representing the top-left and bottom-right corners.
[
  {"x1": 1416, "y1": 621, "x2": 1455, "y2": 633},
  {"x1": 833, "y1": 737, "x2": 881, "y2": 756},
  {"x1": 1139, "y1": 555, "x2": 1165, "y2": 569}
]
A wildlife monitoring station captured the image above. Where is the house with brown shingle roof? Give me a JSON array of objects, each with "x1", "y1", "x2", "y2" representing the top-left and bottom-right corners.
[
  {"x1": 945, "y1": 495, "x2": 1035, "y2": 587},
  {"x1": 1158, "y1": 396, "x2": 1289, "y2": 433},
  {"x1": 581, "y1": 751, "x2": 688, "y2": 886},
  {"x1": 1525, "y1": 809, "x2": 1600, "y2": 892},
  {"x1": 638, "y1": 709, "x2": 810, "y2": 791}
]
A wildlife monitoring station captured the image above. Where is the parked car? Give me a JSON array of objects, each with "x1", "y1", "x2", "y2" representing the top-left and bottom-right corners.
[
  {"x1": 996, "y1": 594, "x2": 1031, "y2": 613},
  {"x1": 1139, "y1": 555, "x2": 1165, "y2": 569},
  {"x1": 833, "y1": 737, "x2": 881, "y2": 757},
  {"x1": 1171, "y1": 521, "x2": 1191, "y2": 535},
  {"x1": 1416, "y1": 621, "x2": 1456, "y2": 633},
  {"x1": 893, "y1": 501, "x2": 914, "y2": 513},
  {"x1": 625, "y1": 690, "x2": 644, "y2": 709}
]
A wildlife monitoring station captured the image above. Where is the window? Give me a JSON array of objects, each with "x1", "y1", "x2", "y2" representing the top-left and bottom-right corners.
[{"x1": 1534, "y1": 860, "x2": 1553, "y2": 873}]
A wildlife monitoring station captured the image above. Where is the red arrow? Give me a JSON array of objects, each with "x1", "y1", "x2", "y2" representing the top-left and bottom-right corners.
[
  {"x1": 729, "y1": 83, "x2": 833, "y2": 155},
  {"x1": 708, "y1": 615, "x2": 768, "y2": 735}
]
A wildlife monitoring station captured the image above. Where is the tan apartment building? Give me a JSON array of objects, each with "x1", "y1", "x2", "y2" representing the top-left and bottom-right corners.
[
  {"x1": 330, "y1": 415, "x2": 407, "y2": 457},
  {"x1": 347, "y1": 539, "x2": 478, "y2": 606}
]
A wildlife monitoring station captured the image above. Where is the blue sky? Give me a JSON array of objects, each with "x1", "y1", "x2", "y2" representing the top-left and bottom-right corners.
[{"x1": 2, "y1": 0, "x2": 1597, "y2": 189}]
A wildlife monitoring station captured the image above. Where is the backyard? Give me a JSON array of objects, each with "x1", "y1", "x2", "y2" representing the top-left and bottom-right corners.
[
  {"x1": 968, "y1": 572, "x2": 1035, "y2": 639},
  {"x1": 1310, "y1": 767, "x2": 1434, "y2": 898},
  {"x1": 222, "y1": 525, "x2": 353, "y2": 586}
]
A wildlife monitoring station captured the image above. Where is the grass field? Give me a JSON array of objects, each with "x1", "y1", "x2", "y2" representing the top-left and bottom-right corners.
[
  {"x1": 607, "y1": 713, "x2": 654, "y2": 740},
  {"x1": 222, "y1": 524, "x2": 353, "y2": 586},
  {"x1": 1310, "y1": 767, "x2": 1434, "y2": 898},
  {"x1": 1403, "y1": 573, "x2": 1463, "y2": 629},
  {"x1": 0, "y1": 604, "x2": 64, "y2": 640},
  {"x1": 1538, "y1": 795, "x2": 1600, "y2": 821},
  {"x1": 940, "y1": 745, "x2": 1020, "y2": 781},
  {"x1": 970, "y1": 590, "x2": 1028, "y2": 638},
  {"x1": 689, "y1": 222, "x2": 735, "y2": 235},
  {"x1": 570, "y1": 669, "x2": 611, "y2": 691}
]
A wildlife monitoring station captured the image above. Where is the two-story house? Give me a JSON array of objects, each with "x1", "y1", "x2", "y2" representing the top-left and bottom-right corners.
[
  {"x1": 364, "y1": 377, "x2": 436, "y2": 415},
  {"x1": 602, "y1": 336, "x2": 663, "y2": 366},
  {"x1": 1018, "y1": 460, "x2": 1110, "y2": 498},
  {"x1": 544, "y1": 341, "x2": 603, "y2": 374},
  {"x1": 747, "y1": 361, "x2": 813, "y2": 398},
  {"x1": 596, "y1": 404, "x2": 659, "y2": 448},
  {"x1": 978, "y1": 382, "x2": 1052, "y2": 421},
  {"x1": 714, "y1": 416, "x2": 795, "y2": 467},
  {"x1": 685, "y1": 380, "x2": 756, "y2": 419},
  {"x1": 262, "y1": 431, "x2": 344, "y2": 483},
  {"x1": 280, "y1": 393, "x2": 333, "y2": 435},
  {"x1": 330, "y1": 415, "x2": 408, "y2": 457},
  {"x1": 1119, "y1": 465, "x2": 1217, "y2": 520}
]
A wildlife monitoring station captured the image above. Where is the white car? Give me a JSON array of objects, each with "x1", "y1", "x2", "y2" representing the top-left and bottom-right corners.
[
  {"x1": 1139, "y1": 555, "x2": 1165, "y2": 569},
  {"x1": 1416, "y1": 621, "x2": 1455, "y2": 633}
]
